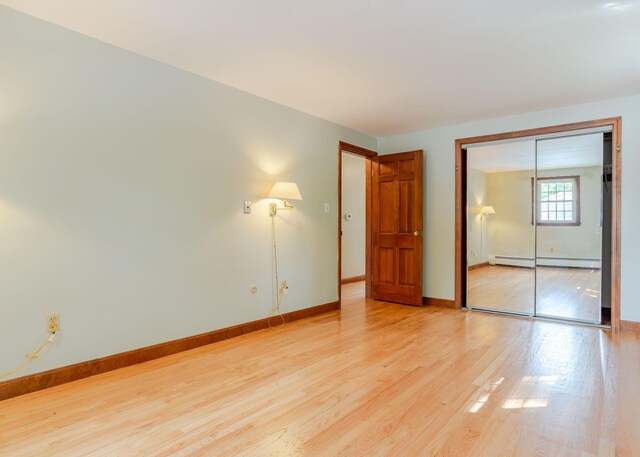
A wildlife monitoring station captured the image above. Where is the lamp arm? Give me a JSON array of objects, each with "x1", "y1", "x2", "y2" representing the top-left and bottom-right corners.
[{"x1": 269, "y1": 200, "x2": 295, "y2": 216}]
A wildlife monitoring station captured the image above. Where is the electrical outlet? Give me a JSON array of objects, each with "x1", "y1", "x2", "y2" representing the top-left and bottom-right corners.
[{"x1": 46, "y1": 313, "x2": 60, "y2": 333}]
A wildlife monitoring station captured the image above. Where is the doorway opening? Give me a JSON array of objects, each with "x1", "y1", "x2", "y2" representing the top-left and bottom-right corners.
[
  {"x1": 338, "y1": 142, "x2": 376, "y2": 306},
  {"x1": 455, "y1": 118, "x2": 621, "y2": 329}
]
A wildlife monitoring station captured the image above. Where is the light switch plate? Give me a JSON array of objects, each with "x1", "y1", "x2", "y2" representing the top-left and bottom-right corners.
[
  {"x1": 244, "y1": 201, "x2": 251, "y2": 214},
  {"x1": 324, "y1": 203, "x2": 330, "y2": 214}
]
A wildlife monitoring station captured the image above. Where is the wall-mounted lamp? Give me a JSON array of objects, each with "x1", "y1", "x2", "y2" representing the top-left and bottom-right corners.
[
  {"x1": 267, "y1": 181, "x2": 303, "y2": 325},
  {"x1": 268, "y1": 182, "x2": 302, "y2": 216},
  {"x1": 479, "y1": 206, "x2": 496, "y2": 220}
]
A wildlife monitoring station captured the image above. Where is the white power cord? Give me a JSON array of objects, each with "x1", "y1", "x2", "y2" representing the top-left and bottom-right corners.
[
  {"x1": 269, "y1": 214, "x2": 286, "y2": 327},
  {"x1": 0, "y1": 332, "x2": 58, "y2": 380}
]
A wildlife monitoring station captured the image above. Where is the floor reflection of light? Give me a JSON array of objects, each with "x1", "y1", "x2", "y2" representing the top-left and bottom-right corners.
[
  {"x1": 468, "y1": 377, "x2": 504, "y2": 413},
  {"x1": 469, "y1": 395, "x2": 490, "y2": 413},
  {"x1": 503, "y1": 398, "x2": 548, "y2": 409},
  {"x1": 521, "y1": 375, "x2": 558, "y2": 385},
  {"x1": 585, "y1": 288, "x2": 600, "y2": 299},
  {"x1": 502, "y1": 375, "x2": 556, "y2": 410}
]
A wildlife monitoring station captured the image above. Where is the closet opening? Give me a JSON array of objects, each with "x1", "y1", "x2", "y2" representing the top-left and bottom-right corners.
[{"x1": 455, "y1": 118, "x2": 621, "y2": 329}]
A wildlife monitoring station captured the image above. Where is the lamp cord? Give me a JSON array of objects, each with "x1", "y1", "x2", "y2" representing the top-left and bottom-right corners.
[
  {"x1": 480, "y1": 215, "x2": 484, "y2": 261},
  {"x1": 269, "y1": 215, "x2": 286, "y2": 327},
  {"x1": 0, "y1": 336, "x2": 51, "y2": 381}
]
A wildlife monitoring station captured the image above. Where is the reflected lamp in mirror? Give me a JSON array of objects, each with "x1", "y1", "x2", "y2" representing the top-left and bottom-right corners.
[
  {"x1": 480, "y1": 206, "x2": 495, "y2": 219},
  {"x1": 268, "y1": 182, "x2": 302, "y2": 216}
]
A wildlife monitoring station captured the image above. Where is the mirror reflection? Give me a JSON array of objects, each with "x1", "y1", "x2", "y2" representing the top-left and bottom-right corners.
[
  {"x1": 466, "y1": 132, "x2": 606, "y2": 324},
  {"x1": 467, "y1": 140, "x2": 535, "y2": 315},
  {"x1": 535, "y1": 134, "x2": 603, "y2": 323}
]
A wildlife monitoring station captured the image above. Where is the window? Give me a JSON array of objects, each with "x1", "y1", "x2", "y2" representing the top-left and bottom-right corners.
[{"x1": 531, "y1": 176, "x2": 580, "y2": 226}]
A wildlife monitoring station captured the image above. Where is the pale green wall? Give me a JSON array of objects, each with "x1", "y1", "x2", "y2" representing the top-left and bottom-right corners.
[{"x1": 0, "y1": 6, "x2": 375, "y2": 380}]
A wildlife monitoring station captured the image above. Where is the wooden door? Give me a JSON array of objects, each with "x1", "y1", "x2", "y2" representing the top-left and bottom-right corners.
[{"x1": 372, "y1": 150, "x2": 424, "y2": 306}]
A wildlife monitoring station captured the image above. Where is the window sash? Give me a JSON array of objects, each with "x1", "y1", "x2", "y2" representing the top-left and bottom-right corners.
[{"x1": 531, "y1": 176, "x2": 580, "y2": 226}]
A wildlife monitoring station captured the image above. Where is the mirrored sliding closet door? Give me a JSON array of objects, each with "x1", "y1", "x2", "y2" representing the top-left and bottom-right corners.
[
  {"x1": 534, "y1": 133, "x2": 604, "y2": 324},
  {"x1": 465, "y1": 129, "x2": 611, "y2": 326},
  {"x1": 466, "y1": 142, "x2": 535, "y2": 316}
]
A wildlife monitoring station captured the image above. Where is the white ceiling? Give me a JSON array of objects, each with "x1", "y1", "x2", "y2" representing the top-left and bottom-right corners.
[
  {"x1": 2, "y1": 0, "x2": 639, "y2": 136},
  {"x1": 468, "y1": 132, "x2": 603, "y2": 173}
]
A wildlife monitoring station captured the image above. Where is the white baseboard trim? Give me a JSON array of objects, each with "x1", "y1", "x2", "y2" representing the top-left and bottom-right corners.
[
  {"x1": 536, "y1": 257, "x2": 601, "y2": 269},
  {"x1": 489, "y1": 255, "x2": 601, "y2": 269},
  {"x1": 490, "y1": 256, "x2": 534, "y2": 268}
]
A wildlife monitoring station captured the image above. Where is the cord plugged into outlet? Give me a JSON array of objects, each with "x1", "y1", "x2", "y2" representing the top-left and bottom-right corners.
[
  {"x1": 267, "y1": 280, "x2": 289, "y2": 327},
  {"x1": 46, "y1": 313, "x2": 60, "y2": 334},
  {"x1": 274, "y1": 280, "x2": 288, "y2": 313},
  {"x1": 0, "y1": 313, "x2": 60, "y2": 380}
]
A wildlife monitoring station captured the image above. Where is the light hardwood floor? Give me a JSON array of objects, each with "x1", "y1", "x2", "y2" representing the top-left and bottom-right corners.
[
  {"x1": 1, "y1": 282, "x2": 638, "y2": 456},
  {"x1": 468, "y1": 265, "x2": 601, "y2": 322}
]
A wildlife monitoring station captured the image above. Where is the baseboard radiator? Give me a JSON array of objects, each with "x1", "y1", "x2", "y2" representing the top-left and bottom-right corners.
[{"x1": 489, "y1": 255, "x2": 601, "y2": 269}]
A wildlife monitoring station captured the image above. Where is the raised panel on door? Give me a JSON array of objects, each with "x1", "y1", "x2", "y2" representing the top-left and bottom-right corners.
[
  {"x1": 378, "y1": 181, "x2": 397, "y2": 234},
  {"x1": 378, "y1": 247, "x2": 395, "y2": 285},
  {"x1": 398, "y1": 248, "x2": 414, "y2": 286},
  {"x1": 399, "y1": 180, "x2": 414, "y2": 234}
]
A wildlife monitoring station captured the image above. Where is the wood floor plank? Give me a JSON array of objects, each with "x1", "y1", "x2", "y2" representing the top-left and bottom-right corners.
[{"x1": 0, "y1": 282, "x2": 638, "y2": 456}]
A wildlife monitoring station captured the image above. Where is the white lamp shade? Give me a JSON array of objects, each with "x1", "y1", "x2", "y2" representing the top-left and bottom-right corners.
[
  {"x1": 269, "y1": 182, "x2": 302, "y2": 201},
  {"x1": 480, "y1": 206, "x2": 496, "y2": 215}
]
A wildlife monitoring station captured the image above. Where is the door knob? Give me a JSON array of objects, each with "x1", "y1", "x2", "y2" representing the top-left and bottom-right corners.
[{"x1": 413, "y1": 230, "x2": 423, "y2": 237}]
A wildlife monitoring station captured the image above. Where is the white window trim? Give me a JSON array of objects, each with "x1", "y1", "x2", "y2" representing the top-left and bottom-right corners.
[{"x1": 532, "y1": 175, "x2": 581, "y2": 226}]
